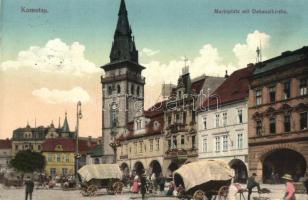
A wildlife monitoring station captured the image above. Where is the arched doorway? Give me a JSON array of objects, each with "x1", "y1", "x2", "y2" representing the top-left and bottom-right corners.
[
  {"x1": 262, "y1": 149, "x2": 307, "y2": 183},
  {"x1": 149, "y1": 160, "x2": 162, "y2": 176},
  {"x1": 133, "y1": 161, "x2": 145, "y2": 175},
  {"x1": 167, "y1": 162, "x2": 179, "y2": 178},
  {"x1": 229, "y1": 159, "x2": 248, "y2": 183}
]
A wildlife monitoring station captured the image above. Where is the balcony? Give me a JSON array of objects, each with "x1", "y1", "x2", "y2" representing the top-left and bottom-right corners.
[
  {"x1": 167, "y1": 123, "x2": 188, "y2": 133},
  {"x1": 165, "y1": 148, "x2": 198, "y2": 159},
  {"x1": 101, "y1": 73, "x2": 145, "y2": 84}
]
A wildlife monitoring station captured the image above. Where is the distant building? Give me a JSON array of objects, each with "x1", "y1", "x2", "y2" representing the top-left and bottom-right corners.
[
  {"x1": 197, "y1": 65, "x2": 255, "y2": 183},
  {"x1": 86, "y1": 144, "x2": 103, "y2": 165},
  {"x1": 0, "y1": 139, "x2": 12, "y2": 169},
  {"x1": 248, "y1": 47, "x2": 308, "y2": 183},
  {"x1": 42, "y1": 138, "x2": 96, "y2": 177},
  {"x1": 11, "y1": 113, "x2": 75, "y2": 156}
]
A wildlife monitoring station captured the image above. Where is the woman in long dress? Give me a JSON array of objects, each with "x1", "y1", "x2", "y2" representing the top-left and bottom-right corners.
[{"x1": 131, "y1": 175, "x2": 140, "y2": 193}]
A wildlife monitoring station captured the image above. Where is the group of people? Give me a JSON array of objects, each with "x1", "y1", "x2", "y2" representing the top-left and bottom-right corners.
[
  {"x1": 130, "y1": 171, "x2": 166, "y2": 199},
  {"x1": 245, "y1": 173, "x2": 297, "y2": 200}
]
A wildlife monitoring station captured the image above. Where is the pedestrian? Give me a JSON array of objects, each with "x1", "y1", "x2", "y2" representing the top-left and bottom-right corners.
[
  {"x1": 282, "y1": 174, "x2": 296, "y2": 200},
  {"x1": 140, "y1": 170, "x2": 147, "y2": 200},
  {"x1": 130, "y1": 174, "x2": 139, "y2": 193},
  {"x1": 158, "y1": 173, "x2": 165, "y2": 193},
  {"x1": 151, "y1": 173, "x2": 157, "y2": 192},
  {"x1": 247, "y1": 173, "x2": 261, "y2": 200},
  {"x1": 25, "y1": 176, "x2": 34, "y2": 200},
  {"x1": 303, "y1": 172, "x2": 308, "y2": 195}
]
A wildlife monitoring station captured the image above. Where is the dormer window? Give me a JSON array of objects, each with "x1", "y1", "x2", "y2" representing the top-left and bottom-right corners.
[
  {"x1": 178, "y1": 91, "x2": 182, "y2": 99},
  {"x1": 153, "y1": 121, "x2": 160, "y2": 130},
  {"x1": 136, "y1": 120, "x2": 142, "y2": 130}
]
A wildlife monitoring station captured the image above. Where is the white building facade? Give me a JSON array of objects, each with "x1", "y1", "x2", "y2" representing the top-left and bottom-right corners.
[{"x1": 197, "y1": 66, "x2": 255, "y2": 183}]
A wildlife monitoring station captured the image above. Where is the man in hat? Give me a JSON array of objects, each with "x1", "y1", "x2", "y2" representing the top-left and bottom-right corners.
[
  {"x1": 247, "y1": 173, "x2": 261, "y2": 200},
  {"x1": 282, "y1": 174, "x2": 296, "y2": 200},
  {"x1": 140, "y1": 170, "x2": 147, "y2": 200},
  {"x1": 25, "y1": 176, "x2": 34, "y2": 200}
]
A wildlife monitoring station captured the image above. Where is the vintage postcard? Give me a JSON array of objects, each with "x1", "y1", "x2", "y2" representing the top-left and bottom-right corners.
[{"x1": 0, "y1": 0, "x2": 308, "y2": 199}]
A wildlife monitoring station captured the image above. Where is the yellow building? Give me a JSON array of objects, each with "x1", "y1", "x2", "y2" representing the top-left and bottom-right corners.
[
  {"x1": 42, "y1": 138, "x2": 75, "y2": 177},
  {"x1": 42, "y1": 138, "x2": 96, "y2": 177}
]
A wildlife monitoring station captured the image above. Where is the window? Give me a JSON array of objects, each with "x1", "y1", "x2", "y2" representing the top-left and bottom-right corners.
[
  {"x1": 38, "y1": 145, "x2": 41, "y2": 151},
  {"x1": 64, "y1": 154, "x2": 69, "y2": 163},
  {"x1": 139, "y1": 141, "x2": 143, "y2": 153},
  {"x1": 62, "y1": 168, "x2": 68, "y2": 176},
  {"x1": 223, "y1": 112, "x2": 227, "y2": 126},
  {"x1": 256, "y1": 120, "x2": 262, "y2": 136},
  {"x1": 117, "y1": 85, "x2": 121, "y2": 94},
  {"x1": 256, "y1": 89, "x2": 262, "y2": 105},
  {"x1": 300, "y1": 112, "x2": 307, "y2": 130},
  {"x1": 269, "y1": 86, "x2": 276, "y2": 103},
  {"x1": 215, "y1": 114, "x2": 220, "y2": 128},
  {"x1": 283, "y1": 81, "x2": 291, "y2": 99},
  {"x1": 192, "y1": 135, "x2": 196, "y2": 149},
  {"x1": 181, "y1": 135, "x2": 185, "y2": 145},
  {"x1": 203, "y1": 117, "x2": 207, "y2": 129},
  {"x1": 149, "y1": 139, "x2": 153, "y2": 152},
  {"x1": 50, "y1": 168, "x2": 56, "y2": 177},
  {"x1": 136, "y1": 120, "x2": 142, "y2": 130},
  {"x1": 131, "y1": 84, "x2": 135, "y2": 95},
  {"x1": 176, "y1": 113, "x2": 180, "y2": 123},
  {"x1": 238, "y1": 110, "x2": 243, "y2": 124},
  {"x1": 284, "y1": 115, "x2": 291, "y2": 132},
  {"x1": 269, "y1": 117, "x2": 276, "y2": 134},
  {"x1": 134, "y1": 142, "x2": 137, "y2": 154},
  {"x1": 300, "y1": 79, "x2": 307, "y2": 96},
  {"x1": 215, "y1": 137, "x2": 220, "y2": 152},
  {"x1": 15, "y1": 145, "x2": 18, "y2": 151},
  {"x1": 168, "y1": 139, "x2": 171, "y2": 150},
  {"x1": 222, "y1": 135, "x2": 228, "y2": 151},
  {"x1": 56, "y1": 154, "x2": 61, "y2": 162},
  {"x1": 47, "y1": 154, "x2": 52, "y2": 162},
  {"x1": 202, "y1": 138, "x2": 208, "y2": 152},
  {"x1": 183, "y1": 112, "x2": 187, "y2": 124},
  {"x1": 137, "y1": 86, "x2": 140, "y2": 96},
  {"x1": 172, "y1": 135, "x2": 177, "y2": 149},
  {"x1": 155, "y1": 138, "x2": 160, "y2": 151},
  {"x1": 108, "y1": 86, "x2": 112, "y2": 95},
  {"x1": 192, "y1": 111, "x2": 196, "y2": 123},
  {"x1": 237, "y1": 133, "x2": 243, "y2": 149},
  {"x1": 120, "y1": 145, "x2": 123, "y2": 155},
  {"x1": 168, "y1": 115, "x2": 172, "y2": 126},
  {"x1": 178, "y1": 91, "x2": 182, "y2": 99}
]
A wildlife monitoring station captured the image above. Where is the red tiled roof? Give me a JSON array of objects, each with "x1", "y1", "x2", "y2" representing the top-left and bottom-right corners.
[
  {"x1": 42, "y1": 138, "x2": 96, "y2": 153},
  {"x1": 200, "y1": 65, "x2": 255, "y2": 109},
  {"x1": 0, "y1": 139, "x2": 11, "y2": 149}
]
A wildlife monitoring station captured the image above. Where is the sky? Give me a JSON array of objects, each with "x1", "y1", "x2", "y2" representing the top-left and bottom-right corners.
[{"x1": 0, "y1": 0, "x2": 308, "y2": 139}]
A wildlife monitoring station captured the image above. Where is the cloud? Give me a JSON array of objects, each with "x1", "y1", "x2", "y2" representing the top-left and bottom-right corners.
[
  {"x1": 141, "y1": 48, "x2": 160, "y2": 57},
  {"x1": 142, "y1": 44, "x2": 238, "y2": 108},
  {"x1": 32, "y1": 87, "x2": 90, "y2": 104},
  {"x1": 233, "y1": 30, "x2": 270, "y2": 66},
  {"x1": 1, "y1": 38, "x2": 101, "y2": 76}
]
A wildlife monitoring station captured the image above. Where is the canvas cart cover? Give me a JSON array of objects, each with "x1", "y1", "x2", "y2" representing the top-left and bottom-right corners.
[
  {"x1": 78, "y1": 164, "x2": 122, "y2": 182},
  {"x1": 173, "y1": 160, "x2": 234, "y2": 191}
]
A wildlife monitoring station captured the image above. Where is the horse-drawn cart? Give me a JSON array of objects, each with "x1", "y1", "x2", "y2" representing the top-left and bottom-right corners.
[
  {"x1": 78, "y1": 164, "x2": 124, "y2": 196},
  {"x1": 174, "y1": 160, "x2": 234, "y2": 200}
]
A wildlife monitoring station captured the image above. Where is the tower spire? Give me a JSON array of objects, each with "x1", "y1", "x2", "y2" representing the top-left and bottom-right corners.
[{"x1": 110, "y1": 0, "x2": 138, "y2": 63}]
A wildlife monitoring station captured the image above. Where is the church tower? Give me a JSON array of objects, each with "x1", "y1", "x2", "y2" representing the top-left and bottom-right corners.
[{"x1": 101, "y1": 0, "x2": 145, "y2": 163}]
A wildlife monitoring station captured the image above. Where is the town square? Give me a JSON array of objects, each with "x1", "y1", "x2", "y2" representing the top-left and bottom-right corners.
[{"x1": 0, "y1": 0, "x2": 308, "y2": 199}]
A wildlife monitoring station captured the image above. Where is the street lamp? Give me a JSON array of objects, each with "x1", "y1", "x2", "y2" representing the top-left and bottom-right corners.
[{"x1": 75, "y1": 101, "x2": 82, "y2": 184}]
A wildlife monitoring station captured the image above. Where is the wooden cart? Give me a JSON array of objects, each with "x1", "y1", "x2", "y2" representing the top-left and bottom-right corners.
[
  {"x1": 78, "y1": 164, "x2": 124, "y2": 196},
  {"x1": 173, "y1": 160, "x2": 234, "y2": 200}
]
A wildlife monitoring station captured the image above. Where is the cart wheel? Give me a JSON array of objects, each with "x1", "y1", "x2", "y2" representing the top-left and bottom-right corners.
[
  {"x1": 217, "y1": 186, "x2": 229, "y2": 200},
  {"x1": 113, "y1": 181, "x2": 124, "y2": 194},
  {"x1": 87, "y1": 185, "x2": 97, "y2": 196},
  {"x1": 193, "y1": 190, "x2": 208, "y2": 200}
]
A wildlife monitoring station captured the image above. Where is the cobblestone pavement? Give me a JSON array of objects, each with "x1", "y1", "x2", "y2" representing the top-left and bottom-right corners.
[{"x1": 1, "y1": 184, "x2": 307, "y2": 200}]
